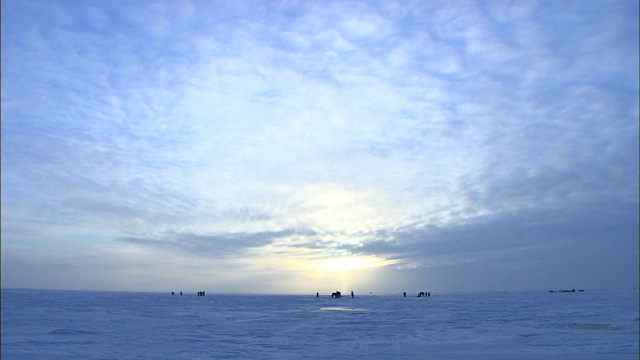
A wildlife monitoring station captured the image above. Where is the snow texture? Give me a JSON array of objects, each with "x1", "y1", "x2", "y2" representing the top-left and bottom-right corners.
[{"x1": 2, "y1": 289, "x2": 638, "y2": 359}]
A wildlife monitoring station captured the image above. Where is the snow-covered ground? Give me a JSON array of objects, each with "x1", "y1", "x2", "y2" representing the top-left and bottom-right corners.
[{"x1": 2, "y1": 289, "x2": 638, "y2": 359}]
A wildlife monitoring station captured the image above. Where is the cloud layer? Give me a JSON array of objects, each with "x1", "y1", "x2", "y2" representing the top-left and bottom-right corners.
[{"x1": 2, "y1": 0, "x2": 638, "y2": 293}]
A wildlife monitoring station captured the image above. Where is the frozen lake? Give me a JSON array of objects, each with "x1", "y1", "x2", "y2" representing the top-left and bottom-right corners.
[{"x1": 2, "y1": 289, "x2": 638, "y2": 359}]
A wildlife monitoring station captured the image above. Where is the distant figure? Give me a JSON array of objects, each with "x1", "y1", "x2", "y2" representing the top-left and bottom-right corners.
[
  {"x1": 418, "y1": 292, "x2": 424, "y2": 297},
  {"x1": 332, "y1": 291, "x2": 342, "y2": 298},
  {"x1": 203, "y1": 291, "x2": 205, "y2": 296},
  {"x1": 316, "y1": 292, "x2": 319, "y2": 298},
  {"x1": 172, "y1": 291, "x2": 175, "y2": 296},
  {"x1": 427, "y1": 292, "x2": 431, "y2": 297},
  {"x1": 351, "y1": 291, "x2": 354, "y2": 298},
  {"x1": 403, "y1": 292, "x2": 406, "y2": 297},
  {"x1": 180, "y1": 291, "x2": 183, "y2": 295}
]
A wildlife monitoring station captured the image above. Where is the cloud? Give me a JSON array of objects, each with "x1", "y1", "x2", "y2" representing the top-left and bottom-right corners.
[
  {"x1": 353, "y1": 197, "x2": 639, "y2": 261},
  {"x1": 119, "y1": 229, "x2": 298, "y2": 257}
]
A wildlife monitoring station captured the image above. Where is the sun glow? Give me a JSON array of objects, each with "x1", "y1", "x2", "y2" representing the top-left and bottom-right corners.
[
  {"x1": 245, "y1": 244, "x2": 400, "y2": 293},
  {"x1": 320, "y1": 256, "x2": 378, "y2": 272},
  {"x1": 249, "y1": 251, "x2": 397, "y2": 277},
  {"x1": 315, "y1": 255, "x2": 398, "y2": 274}
]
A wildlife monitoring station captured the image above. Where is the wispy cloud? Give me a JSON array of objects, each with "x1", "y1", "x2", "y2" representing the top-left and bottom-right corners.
[{"x1": 120, "y1": 229, "x2": 299, "y2": 257}]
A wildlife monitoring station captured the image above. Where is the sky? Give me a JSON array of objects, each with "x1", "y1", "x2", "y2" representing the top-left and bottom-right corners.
[{"x1": 1, "y1": 0, "x2": 638, "y2": 294}]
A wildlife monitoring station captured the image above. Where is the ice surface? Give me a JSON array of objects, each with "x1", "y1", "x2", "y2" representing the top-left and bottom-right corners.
[{"x1": 2, "y1": 289, "x2": 638, "y2": 359}]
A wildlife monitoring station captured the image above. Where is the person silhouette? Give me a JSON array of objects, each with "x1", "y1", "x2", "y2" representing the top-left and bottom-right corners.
[{"x1": 351, "y1": 291, "x2": 354, "y2": 298}]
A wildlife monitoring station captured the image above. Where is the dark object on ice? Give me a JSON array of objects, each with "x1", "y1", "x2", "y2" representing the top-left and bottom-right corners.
[
  {"x1": 180, "y1": 291, "x2": 183, "y2": 295},
  {"x1": 403, "y1": 292, "x2": 406, "y2": 297},
  {"x1": 428, "y1": 292, "x2": 431, "y2": 297},
  {"x1": 331, "y1": 291, "x2": 342, "y2": 298},
  {"x1": 418, "y1": 292, "x2": 425, "y2": 297},
  {"x1": 351, "y1": 291, "x2": 354, "y2": 298},
  {"x1": 171, "y1": 292, "x2": 174, "y2": 295},
  {"x1": 198, "y1": 291, "x2": 206, "y2": 296},
  {"x1": 550, "y1": 289, "x2": 584, "y2": 293},
  {"x1": 316, "y1": 292, "x2": 319, "y2": 298}
]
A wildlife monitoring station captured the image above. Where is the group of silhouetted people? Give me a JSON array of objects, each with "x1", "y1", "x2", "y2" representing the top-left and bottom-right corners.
[
  {"x1": 171, "y1": 291, "x2": 206, "y2": 296},
  {"x1": 174, "y1": 289, "x2": 434, "y2": 298},
  {"x1": 317, "y1": 290, "x2": 432, "y2": 298},
  {"x1": 318, "y1": 291, "x2": 356, "y2": 298},
  {"x1": 403, "y1": 291, "x2": 431, "y2": 297}
]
